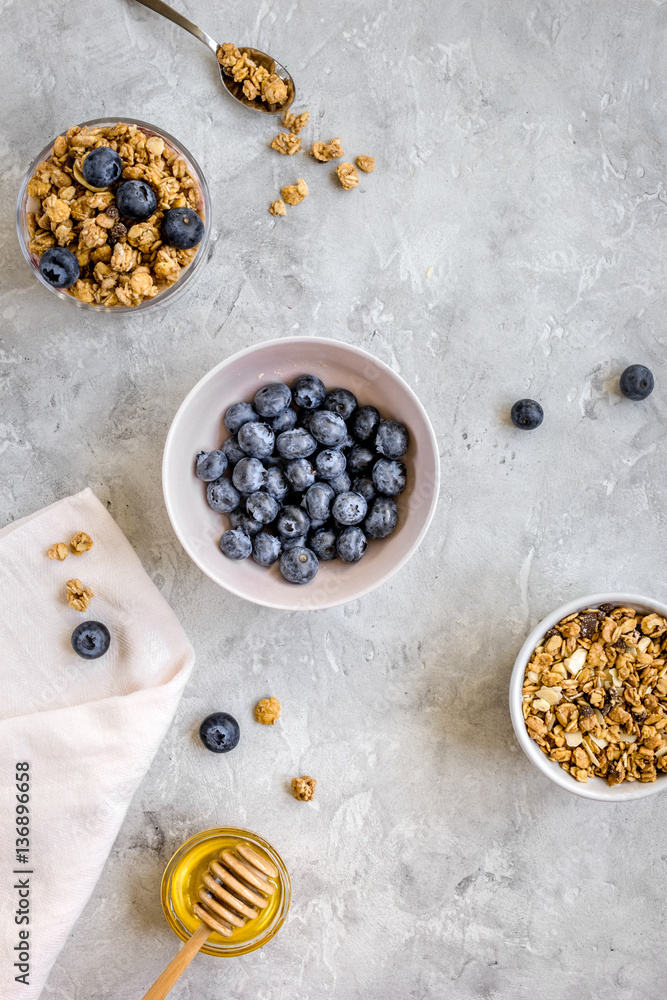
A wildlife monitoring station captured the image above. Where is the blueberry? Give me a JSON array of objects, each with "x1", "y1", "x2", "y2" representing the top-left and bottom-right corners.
[
  {"x1": 308, "y1": 410, "x2": 346, "y2": 447},
  {"x1": 620, "y1": 364, "x2": 654, "y2": 401},
  {"x1": 352, "y1": 476, "x2": 376, "y2": 503},
  {"x1": 353, "y1": 405, "x2": 380, "y2": 442},
  {"x1": 322, "y1": 388, "x2": 358, "y2": 421},
  {"x1": 246, "y1": 491, "x2": 280, "y2": 524},
  {"x1": 38, "y1": 246, "x2": 80, "y2": 288},
  {"x1": 224, "y1": 401, "x2": 260, "y2": 434},
  {"x1": 206, "y1": 477, "x2": 240, "y2": 513},
  {"x1": 280, "y1": 546, "x2": 319, "y2": 584},
  {"x1": 364, "y1": 497, "x2": 399, "y2": 539},
  {"x1": 221, "y1": 436, "x2": 247, "y2": 466},
  {"x1": 82, "y1": 146, "x2": 122, "y2": 188},
  {"x1": 281, "y1": 533, "x2": 308, "y2": 551},
  {"x1": 265, "y1": 466, "x2": 289, "y2": 501},
  {"x1": 285, "y1": 458, "x2": 316, "y2": 492},
  {"x1": 232, "y1": 457, "x2": 267, "y2": 494},
  {"x1": 276, "y1": 505, "x2": 310, "y2": 540},
  {"x1": 510, "y1": 399, "x2": 544, "y2": 430},
  {"x1": 332, "y1": 491, "x2": 368, "y2": 525},
  {"x1": 305, "y1": 482, "x2": 335, "y2": 520},
  {"x1": 314, "y1": 448, "x2": 347, "y2": 479},
  {"x1": 337, "y1": 526, "x2": 367, "y2": 562},
  {"x1": 329, "y1": 471, "x2": 352, "y2": 495},
  {"x1": 162, "y1": 207, "x2": 204, "y2": 249},
  {"x1": 291, "y1": 374, "x2": 326, "y2": 409},
  {"x1": 71, "y1": 620, "x2": 110, "y2": 659},
  {"x1": 372, "y1": 458, "x2": 407, "y2": 496},
  {"x1": 196, "y1": 449, "x2": 228, "y2": 481},
  {"x1": 271, "y1": 407, "x2": 298, "y2": 433},
  {"x1": 276, "y1": 428, "x2": 317, "y2": 459},
  {"x1": 375, "y1": 420, "x2": 409, "y2": 459},
  {"x1": 219, "y1": 528, "x2": 252, "y2": 559},
  {"x1": 199, "y1": 712, "x2": 240, "y2": 753},
  {"x1": 229, "y1": 511, "x2": 263, "y2": 536},
  {"x1": 310, "y1": 528, "x2": 338, "y2": 561},
  {"x1": 252, "y1": 532, "x2": 282, "y2": 567},
  {"x1": 338, "y1": 432, "x2": 356, "y2": 450},
  {"x1": 254, "y1": 382, "x2": 292, "y2": 418},
  {"x1": 297, "y1": 410, "x2": 316, "y2": 432},
  {"x1": 346, "y1": 445, "x2": 376, "y2": 475},
  {"x1": 237, "y1": 421, "x2": 275, "y2": 459},
  {"x1": 115, "y1": 179, "x2": 157, "y2": 221}
]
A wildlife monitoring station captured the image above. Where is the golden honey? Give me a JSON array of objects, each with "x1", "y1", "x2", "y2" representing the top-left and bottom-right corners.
[{"x1": 161, "y1": 827, "x2": 290, "y2": 957}]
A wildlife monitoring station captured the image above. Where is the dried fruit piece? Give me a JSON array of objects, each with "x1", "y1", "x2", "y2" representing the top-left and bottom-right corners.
[{"x1": 48, "y1": 542, "x2": 68, "y2": 561}]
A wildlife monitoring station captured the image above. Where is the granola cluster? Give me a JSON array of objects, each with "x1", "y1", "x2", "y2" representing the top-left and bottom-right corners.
[
  {"x1": 66, "y1": 578, "x2": 94, "y2": 612},
  {"x1": 291, "y1": 775, "x2": 317, "y2": 801},
  {"x1": 26, "y1": 123, "x2": 202, "y2": 307},
  {"x1": 216, "y1": 43, "x2": 289, "y2": 105},
  {"x1": 255, "y1": 696, "x2": 281, "y2": 725},
  {"x1": 523, "y1": 604, "x2": 667, "y2": 785}
]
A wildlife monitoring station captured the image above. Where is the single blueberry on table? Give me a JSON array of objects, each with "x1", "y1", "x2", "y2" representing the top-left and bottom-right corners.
[
  {"x1": 276, "y1": 428, "x2": 317, "y2": 459},
  {"x1": 271, "y1": 406, "x2": 298, "y2": 433},
  {"x1": 620, "y1": 365, "x2": 654, "y2": 401},
  {"x1": 510, "y1": 398, "x2": 544, "y2": 430},
  {"x1": 237, "y1": 420, "x2": 275, "y2": 459},
  {"x1": 372, "y1": 458, "x2": 407, "y2": 496},
  {"x1": 291, "y1": 373, "x2": 326, "y2": 409},
  {"x1": 199, "y1": 712, "x2": 240, "y2": 753},
  {"x1": 322, "y1": 387, "x2": 358, "y2": 421},
  {"x1": 82, "y1": 146, "x2": 122, "y2": 188},
  {"x1": 285, "y1": 458, "x2": 316, "y2": 492},
  {"x1": 221, "y1": 436, "x2": 246, "y2": 466},
  {"x1": 246, "y1": 491, "x2": 280, "y2": 524},
  {"x1": 224, "y1": 401, "x2": 260, "y2": 434},
  {"x1": 229, "y1": 510, "x2": 264, "y2": 536},
  {"x1": 346, "y1": 445, "x2": 376, "y2": 475},
  {"x1": 206, "y1": 477, "x2": 240, "y2": 513},
  {"x1": 365, "y1": 497, "x2": 399, "y2": 539},
  {"x1": 332, "y1": 491, "x2": 368, "y2": 525},
  {"x1": 115, "y1": 179, "x2": 157, "y2": 221},
  {"x1": 252, "y1": 532, "x2": 282, "y2": 567},
  {"x1": 254, "y1": 382, "x2": 292, "y2": 418},
  {"x1": 280, "y1": 546, "x2": 319, "y2": 584},
  {"x1": 265, "y1": 466, "x2": 289, "y2": 500},
  {"x1": 352, "y1": 476, "x2": 376, "y2": 503},
  {"x1": 353, "y1": 405, "x2": 380, "y2": 443},
  {"x1": 71, "y1": 621, "x2": 111, "y2": 660},
  {"x1": 309, "y1": 528, "x2": 338, "y2": 561},
  {"x1": 162, "y1": 207, "x2": 204, "y2": 249},
  {"x1": 329, "y1": 471, "x2": 352, "y2": 495},
  {"x1": 305, "y1": 481, "x2": 335, "y2": 521},
  {"x1": 196, "y1": 449, "x2": 228, "y2": 481},
  {"x1": 375, "y1": 420, "x2": 409, "y2": 460},
  {"x1": 219, "y1": 528, "x2": 252, "y2": 559},
  {"x1": 337, "y1": 526, "x2": 368, "y2": 562},
  {"x1": 232, "y1": 457, "x2": 267, "y2": 494},
  {"x1": 39, "y1": 246, "x2": 80, "y2": 288},
  {"x1": 309, "y1": 410, "x2": 347, "y2": 447},
  {"x1": 276, "y1": 505, "x2": 311, "y2": 540},
  {"x1": 315, "y1": 448, "x2": 347, "y2": 480}
]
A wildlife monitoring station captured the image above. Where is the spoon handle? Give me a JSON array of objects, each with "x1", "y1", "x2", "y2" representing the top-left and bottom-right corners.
[
  {"x1": 140, "y1": 922, "x2": 211, "y2": 1000},
  {"x1": 133, "y1": 0, "x2": 219, "y2": 55}
]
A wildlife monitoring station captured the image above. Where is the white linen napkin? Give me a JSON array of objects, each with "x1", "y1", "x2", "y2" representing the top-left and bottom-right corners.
[{"x1": 0, "y1": 488, "x2": 195, "y2": 1000}]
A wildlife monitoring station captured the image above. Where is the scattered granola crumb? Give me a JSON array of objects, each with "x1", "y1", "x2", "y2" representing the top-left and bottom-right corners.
[
  {"x1": 311, "y1": 138, "x2": 344, "y2": 162},
  {"x1": 336, "y1": 163, "x2": 359, "y2": 190},
  {"x1": 270, "y1": 133, "x2": 302, "y2": 156},
  {"x1": 356, "y1": 155, "x2": 376, "y2": 173},
  {"x1": 269, "y1": 200, "x2": 286, "y2": 216},
  {"x1": 282, "y1": 110, "x2": 310, "y2": 134},
  {"x1": 255, "y1": 696, "x2": 281, "y2": 725},
  {"x1": 291, "y1": 775, "x2": 317, "y2": 801},
  {"x1": 281, "y1": 178, "x2": 309, "y2": 206},
  {"x1": 66, "y1": 578, "x2": 94, "y2": 612},
  {"x1": 48, "y1": 542, "x2": 68, "y2": 561},
  {"x1": 70, "y1": 532, "x2": 93, "y2": 555},
  {"x1": 216, "y1": 43, "x2": 289, "y2": 106}
]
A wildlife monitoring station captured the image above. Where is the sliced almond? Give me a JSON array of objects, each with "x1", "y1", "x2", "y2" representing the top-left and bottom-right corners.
[
  {"x1": 590, "y1": 735, "x2": 608, "y2": 750},
  {"x1": 618, "y1": 733, "x2": 637, "y2": 744},
  {"x1": 535, "y1": 686, "x2": 562, "y2": 706},
  {"x1": 564, "y1": 648, "x2": 587, "y2": 676},
  {"x1": 532, "y1": 698, "x2": 551, "y2": 713},
  {"x1": 564, "y1": 732, "x2": 584, "y2": 747},
  {"x1": 637, "y1": 636, "x2": 651, "y2": 653},
  {"x1": 526, "y1": 670, "x2": 539, "y2": 683},
  {"x1": 655, "y1": 745, "x2": 667, "y2": 759}
]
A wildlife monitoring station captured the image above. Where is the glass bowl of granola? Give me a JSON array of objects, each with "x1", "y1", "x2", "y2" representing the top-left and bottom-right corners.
[
  {"x1": 16, "y1": 118, "x2": 211, "y2": 312},
  {"x1": 510, "y1": 593, "x2": 667, "y2": 801}
]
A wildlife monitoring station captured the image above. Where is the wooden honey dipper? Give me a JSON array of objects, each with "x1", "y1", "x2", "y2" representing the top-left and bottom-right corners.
[{"x1": 141, "y1": 842, "x2": 278, "y2": 1000}]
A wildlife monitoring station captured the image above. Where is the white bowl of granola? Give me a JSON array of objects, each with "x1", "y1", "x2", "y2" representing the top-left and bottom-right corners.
[
  {"x1": 510, "y1": 594, "x2": 667, "y2": 801},
  {"x1": 16, "y1": 118, "x2": 211, "y2": 312}
]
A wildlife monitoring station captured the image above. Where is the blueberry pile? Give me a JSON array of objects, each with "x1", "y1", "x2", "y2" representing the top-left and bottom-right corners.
[{"x1": 195, "y1": 374, "x2": 409, "y2": 585}]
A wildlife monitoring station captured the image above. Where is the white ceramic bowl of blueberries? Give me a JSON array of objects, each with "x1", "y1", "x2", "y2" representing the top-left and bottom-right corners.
[{"x1": 163, "y1": 337, "x2": 440, "y2": 610}]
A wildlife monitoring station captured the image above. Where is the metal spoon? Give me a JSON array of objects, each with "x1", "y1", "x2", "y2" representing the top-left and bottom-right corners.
[{"x1": 132, "y1": 0, "x2": 294, "y2": 114}]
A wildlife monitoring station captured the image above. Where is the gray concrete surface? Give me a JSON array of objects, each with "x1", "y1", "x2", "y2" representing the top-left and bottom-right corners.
[{"x1": 2, "y1": 0, "x2": 667, "y2": 997}]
